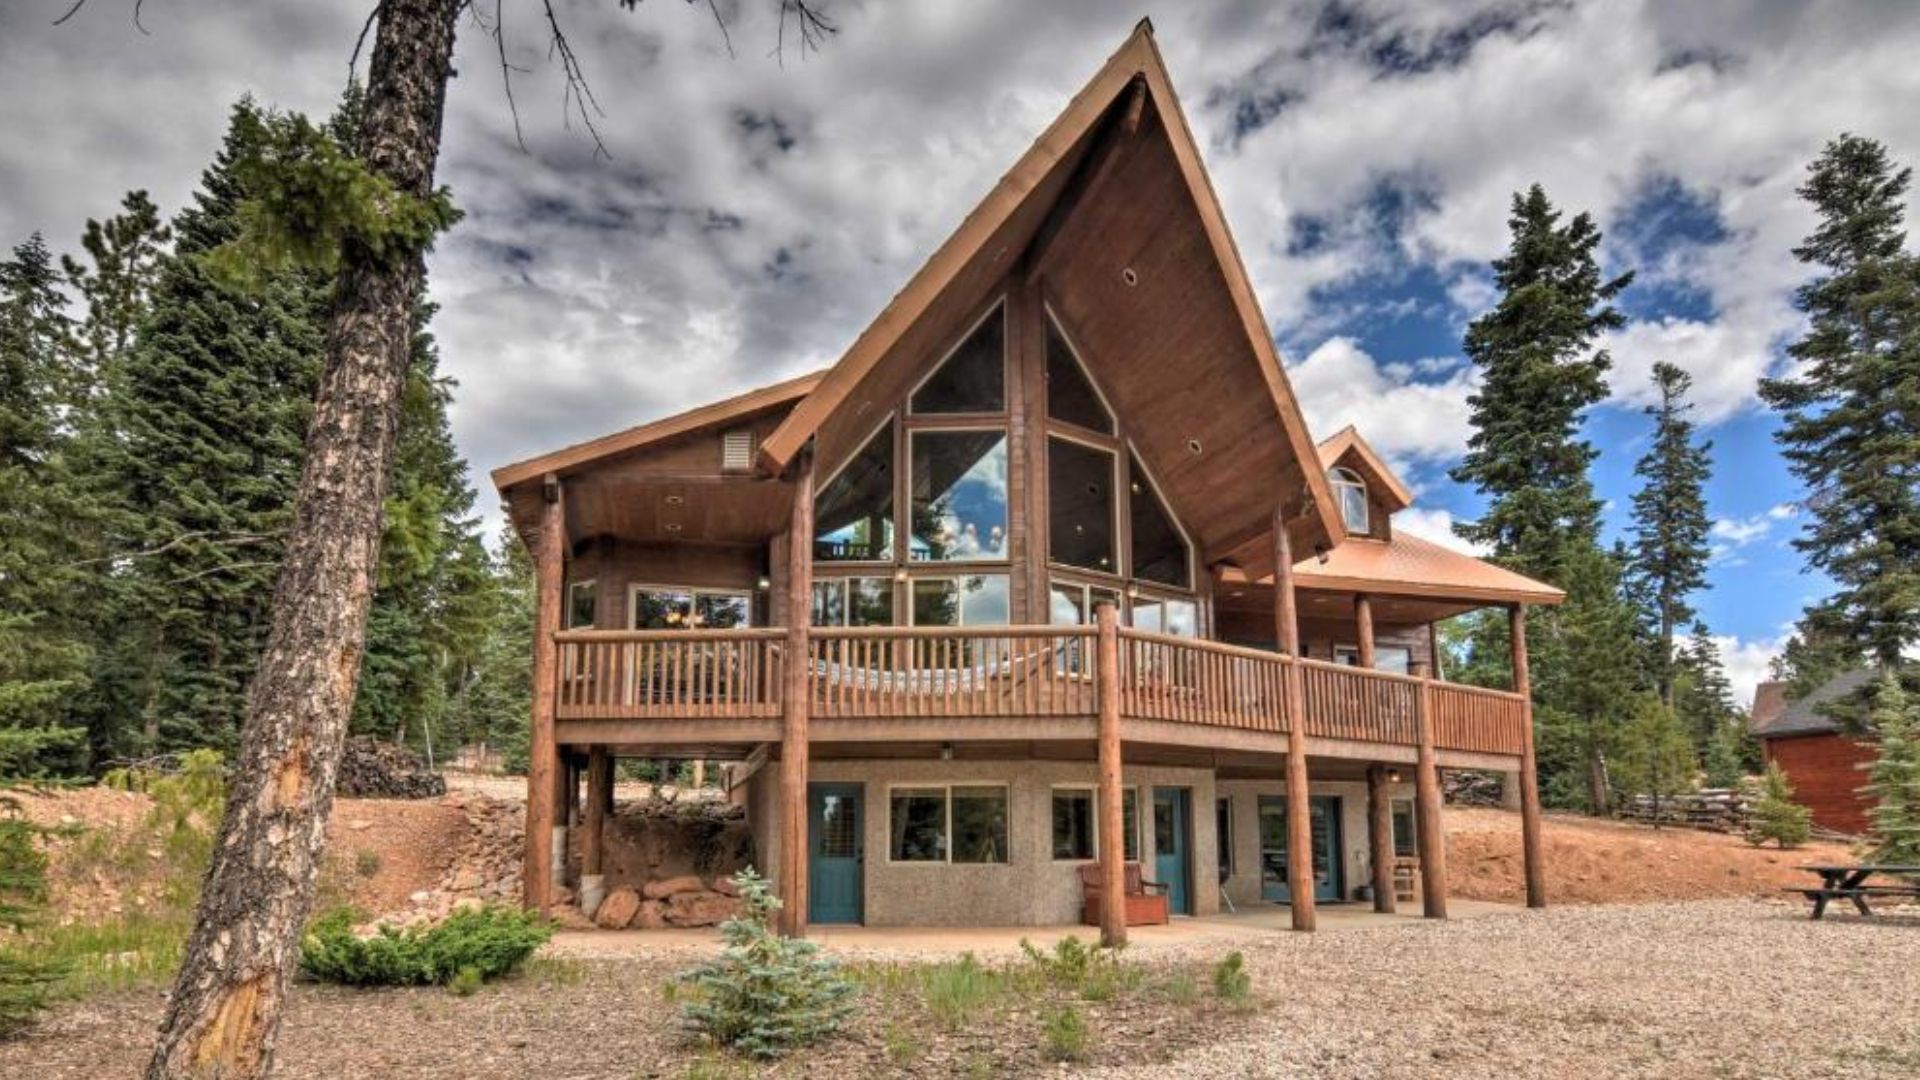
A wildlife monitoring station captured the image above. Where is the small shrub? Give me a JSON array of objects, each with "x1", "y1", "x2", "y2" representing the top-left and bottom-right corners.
[
  {"x1": 1746, "y1": 763, "x2": 1813, "y2": 849},
  {"x1": 1022, "y1": 934, "x2": 1137, "y2": 1000},
  {"x1": 1212, "y1": 951, "x2": 1253, "y2": 1007},
  {"x1": 677, "y1": 868, "x2": 857, "y2": 1059},
  {"x1": 882, "y1": 1020, "x2": 922, "y2": 1065},
  {"x1": 1155, "y1": 969, "x2": 1200, "y2": 1005},
  {"x1": 447, "y1": 964, "x2": 483, "y2": 997},
  {"x1": 922, "y1": 953, "x2": 996, "y2": 1029},
  {"x1": 299, "y1": 904, "x2": 552, "y2": 987},
  {"x1": 1042, "y1": 1003, "x2": 1089, "y2": 1063},
  {"x1": 355, "y1": 850, "x2": 381, "y2": 878},
  {"x1": 0, "y1": 800, "x2": 68, "y2": 1038}
]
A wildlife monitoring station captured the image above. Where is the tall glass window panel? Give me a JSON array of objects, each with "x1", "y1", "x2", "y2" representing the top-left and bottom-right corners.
[
  {"x1": 1122, "y1": 788, "x2": 1140, "y2": 861},
  {"x1": 1048, "y1": 437, "x2": 1116, "y2": 573},
  {"x1": 811, "y1": 580, "x2": 846, "y2": 627},
  {"x1": 695, "y1": 592, "x2": 750, "y2": 629},
  {"x1": 1330, "y1": 467, "x2": 1369, "y2": 536},
  {"x1": 1129, "y1": 455, "x2": 1190, "y2": 588},
  {"x1": 951, "y1": 787, "x2": 1010, "y2": 864},
  {"x1": 1045, "y1": 318, "x2": 1113, "y2": 434},
  {"x1": 911, "y1": 305, "x2": 1004, "y2": 414},
  {"x1": 632, "y1": 588, "x2": 695, "y2": 630},
  {"x1": 815, "y1": 424, "x2": 895, "y2": 562},
  {"x1": 910, "y1": 431, "x2": 1008, "y2": 561},
  {"x1": 911, "y1": 575, "x2": 1010, "y2": 628},
  {"x1": 848, "y1": 578, "x2": 894, "y2": 626},
  {"x1": 1134, "y1": 596, "x2": 1198, "y2": 637},
  {"x1": 566, "y1": 581, "x2": 597, "y2": 629},
  {"x1": 890, "y1": 788, "x2": 947, "y2": 862},
  {"x1": 1052, "y1": 789, "x2": 1095, "y2": 860}
]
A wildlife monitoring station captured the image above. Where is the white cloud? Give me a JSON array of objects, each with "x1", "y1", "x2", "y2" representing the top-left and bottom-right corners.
[
  {"x1": 1392, "y1": 507, "x2": 1491, "y2": 557},
  {"x1": 1710, "y1": 503, "x2": 1796, "y2": 562},
  {"x1": 1287, "y1": 337, "x2": 1477, "y2": 464},
  {"x1": 1715, "y1": 632, "x2": 1789, "y2": 714}
]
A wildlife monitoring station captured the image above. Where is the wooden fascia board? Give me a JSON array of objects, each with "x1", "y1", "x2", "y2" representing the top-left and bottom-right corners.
[
  {"x1": 1133, "y1": 31, "x2": 1344, "y2": 554},
  {"x1": 491, "y1": 371, "x2": 821, "y2": 493},
  {"x1": 1290, "y1": 570, "x2": 1566, "y2": 607},
  {"x1": 754, "y1": 29, "x2": 1159, "y2": 475}
]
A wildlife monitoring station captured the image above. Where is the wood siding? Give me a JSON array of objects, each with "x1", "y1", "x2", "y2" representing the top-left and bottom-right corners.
[{"x1": 1763, "y1": 733, "x2": 1877, "y2": 835}]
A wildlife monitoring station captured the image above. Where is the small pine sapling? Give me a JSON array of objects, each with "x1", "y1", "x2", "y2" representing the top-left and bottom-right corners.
[
  {"x1": 1861, "y1": 673, "x2": 1920, "y2": 865},
  {"x1": 1747, "y1": 762, "x2": 1813, "y2": 849}
]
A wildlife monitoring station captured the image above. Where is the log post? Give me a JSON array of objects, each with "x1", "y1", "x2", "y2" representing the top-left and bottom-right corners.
[
  {"x1": 584, "y1": 748, "x2": 609, "y2": 877},
  {"x1": 1094, "y1": 601, "x2": 1127, "y2": 948},
  {"x1": 1366, "y1": 764, "x2": 1395, "y2": 914},
  {"x1": 1413, "y1": 677, "x2": 1447, "y2": 919},
  {"x1": 1273, "y1": 509, "x2": 1315, "y2": 931},
  {"x1": 778, "y1": 449, "x2": 815, "y2": 937},
  {"x1": 523, "y1": 476, "x2": 565, "y2": 911},
  {"x1": 1354, "y1": 593, "x2": 1376, "y2": 669},
  {"x1": 1510, "y1": 604, "x2": 1545, "y2": 909}
]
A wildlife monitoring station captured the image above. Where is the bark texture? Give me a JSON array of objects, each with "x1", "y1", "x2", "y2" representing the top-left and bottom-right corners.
[{"x1": 146, "y1": 3, "x2": 461, "y2": 1076}]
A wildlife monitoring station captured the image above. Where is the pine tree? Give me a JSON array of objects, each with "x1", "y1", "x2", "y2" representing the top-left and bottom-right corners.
[
  {"x1": 1747, "y1": 762, "x2": 1813, "y2": 849},
  {"x1": 1627, "y1": 362, "x2": 1712, "y2": 704},
  {"x1": 448, "y1": 528, "x2": 533, "y2": 771},
  {"x1": 1759, "y1": 134, "x2": 1920, "y2": 673},
  {"x1": 60, "y1": 190, "x2": 171, "y2": 389},
  {"x1": 1532, "y1": 545, "x2": 1642, "y2": 813},
  {"x1": 1451, "y1": 184, "x2": 1632, "y2": 580},
  {"x1": 1861, "y1": 672, "x2": 1920, "y2": 865},
  {"x1": 1703, "y1": 719, "x2": 1751, "y2": 788},
  {"x1": 1770, "y1": 609, "x2": 1860, "y2": 703},
  {"x1": 1612, "y1": 695, "x2": 1697, "y2": 823},
  {"x1": 1673, "y1": 624, "x2": 1738, "y2": 755}
]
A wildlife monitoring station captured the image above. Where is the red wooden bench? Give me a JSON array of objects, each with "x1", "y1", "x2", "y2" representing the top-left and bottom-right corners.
[{"x1": 1077, "y1": 862, "x2": 1171, "y2": 927}]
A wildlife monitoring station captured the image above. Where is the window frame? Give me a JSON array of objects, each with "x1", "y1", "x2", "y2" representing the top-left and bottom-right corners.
[
  {"x1": 1049, "y1": 784, "x2": 1141, "y2": 863},
  {"x1": 1042, "y1": 305, "x2": 1117, "y2": 438},
  {"x1": 810, "y1": 575, "x2": 896, "y2": 627},
  {"x1": 1391, "y1": 797, "x2": 1416, "y2": 859},
  {"x1": 906, "y1": 574, "x2": 1012, "y2": 628},
  {"x1": 884, "y1": 781, "x2": 1012, "y2": 865},
  {"x1": 905, "y1": 425, "x2": 1012, "y2": 565},
  {"x1": 812, "y1": 413, "x2": 899, "y2": 567},
  {"x1": 1130, "y1": 589, "x2": 1202, "y2": 638},
  {"x1": 1333, "y1": 643, "x2": 1414, "y2": 674},
  {"x1": 1217, "y1": 796, "x2": 1234, "y2": 875},
  {"x1": 1330, "y1": 466, "x2": 1370, "y2": 536},
  {"x1": 627, "y1": 583, "x2": 754, "y2": 630},
  {"x1": 1127, "y1": 451, "x2": 1195, "y2": 590},
  {"x1": 565, "y1": 579, "x2": 598, "y2": 630},
  {"x1": 1045, "y1": 430, "x2": 1123, "y2": 578},
  {"x1": 906, "y1": 300, "x2": 1009, "y2": 419}
]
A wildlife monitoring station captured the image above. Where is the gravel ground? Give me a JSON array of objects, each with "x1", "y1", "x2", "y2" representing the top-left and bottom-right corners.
[{"x1": 6, "y1": 900, "x2": 1916, "y2": 1078}]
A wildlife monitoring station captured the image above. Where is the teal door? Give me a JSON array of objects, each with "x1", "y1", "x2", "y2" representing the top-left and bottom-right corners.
[
  {"x1": 1257, "y1": 795, "x2": 1343, "y2": 903},
  {"x1": 808, "y1": 784, "x2": 862, "y2": 924},
  {"x1": 1152, "y1": 788, "x2": 1192, "y2": 915}
]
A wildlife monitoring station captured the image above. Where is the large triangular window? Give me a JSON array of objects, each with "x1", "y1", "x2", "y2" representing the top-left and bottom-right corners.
[
  {"x1": 814, "y1": 421, "x2": 895, "y2": 562},
  {"x1": 1129, "y1": 454, "x2": 1190, "y2": 588},
  {"x1": 911, "y1": 304, "x2": 1004, "y2": 414},
  {"x1": 1045, "y1": 317, "x2": 1114, "y2": 434}
]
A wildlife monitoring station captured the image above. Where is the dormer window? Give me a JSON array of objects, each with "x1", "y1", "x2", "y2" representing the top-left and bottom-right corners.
[{"x1": 1330, "y1": 466, "x2": 1369, "y2": 536}]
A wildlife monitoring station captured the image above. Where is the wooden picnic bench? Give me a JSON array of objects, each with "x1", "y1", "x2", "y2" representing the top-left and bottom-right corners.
[
  {"x1": 1078, "y1": 862, "x2": 1171, "y2": 927},
  {"x1": 1787, "y1": 865, "x2": 1920, "y2": 920}
]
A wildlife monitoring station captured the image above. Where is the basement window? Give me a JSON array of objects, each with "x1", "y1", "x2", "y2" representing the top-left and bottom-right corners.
[{"x1": 888, "y1": 784, "x2": 1009, "y2": 864}]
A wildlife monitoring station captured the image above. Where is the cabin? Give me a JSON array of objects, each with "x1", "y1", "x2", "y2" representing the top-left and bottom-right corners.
[
  {"x1": 491, "y1": 21, "x2": 1561, "y2": 940},
  {"x1": 1750, "y1": 674, "x2": 1877, "y2": 835}
]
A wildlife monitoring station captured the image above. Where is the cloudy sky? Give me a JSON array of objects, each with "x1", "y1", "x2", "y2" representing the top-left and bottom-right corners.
[{"x1": 6, "y1": 0, "x2": 1918, "y2": 703}]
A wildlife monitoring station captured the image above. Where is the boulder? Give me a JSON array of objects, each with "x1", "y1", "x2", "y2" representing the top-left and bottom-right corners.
[
  {"x1": 643, "y1": 874, "x2": 706, "y2": 900},
  {"x1": 711, "y1": 876, "x2": 741, "y2": 897},
  {"x1": 594, "y1": 886, "x2": 642, "y2": 929},
  {"x1": 664, "y1": 889, "x2": 742, "y2": 927},
  {"x1": 631, "y1": 899, "x2": 669, "y2": 930}
]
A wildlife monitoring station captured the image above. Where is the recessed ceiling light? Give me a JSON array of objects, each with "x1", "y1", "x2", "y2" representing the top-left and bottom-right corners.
[
  {"x1": 664, "y1": 494, "x2": 685, "y2": 505},
  {"x1": 664, "y1": 523, "x2": 682, "y2": 533},
  {"x1": 1187, "y1": 439, "x2": 1203, "y2": 455},
  {"x1": 1121, "y1": 267, "x2": 1139, "y2": 286}
]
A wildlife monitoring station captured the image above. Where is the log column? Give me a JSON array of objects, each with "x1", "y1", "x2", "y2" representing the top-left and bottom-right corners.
[
  {"x1": 523, "y1": 476, "x2": 565, "y2": 911},
  {"x1": 1094, "y1": 601, "x2": 1127, "y2": 948},
  {"x1": 1354, "y1": 593, "x2": 1376, "y2": 669},
  {"x1": 1511, "y1": 604, "x2": 1545, "y2": 909},
  {"x1": 778, "y1": 450, "x2": 815, "y2": 937},
  {"x1": 579, "y1": 746, "x2": 611, "y2": 915},
  {"x1": 1366, "y1": 764, "x2": 1395, "y2": 914},
  {"x1": 1413, "y1": 676, "x2": 1447, "y2": 918},
  {"x1": 1273, "y1": 510, "x2": 1315, "y2": 931}
]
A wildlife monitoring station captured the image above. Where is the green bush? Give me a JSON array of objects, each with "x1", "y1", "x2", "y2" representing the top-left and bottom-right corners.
[
  {"x1": 1211, "y1": 951, "x2": 1252, "y2": 1006},
  {"x1": 922, "y1": 953, "x2": 997, "y2": 1029},
  {"x1": 1042, "y1": 1003, "x2": 1089, "y2": 1062},
  {"x1": 0, "y1": 799, "x2": 68, "y2": 1038},
  {"x1": 1746, "y1": 763, "x2": 1813, "y2": 849},
  {"x1": 677, "y1": 868, "x2": 857, "y2": 1059},
  {"x1": 299, "y1": 904, "x2": 552, "y2": 987}
]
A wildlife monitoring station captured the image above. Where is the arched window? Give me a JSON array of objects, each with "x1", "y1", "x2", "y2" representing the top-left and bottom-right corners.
[{"x1": 1329, "y1": 467, "x2": 1369, "y2": 536}]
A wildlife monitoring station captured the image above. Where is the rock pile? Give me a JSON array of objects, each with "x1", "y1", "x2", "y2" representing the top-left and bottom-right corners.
[
  {"x1": 593, "y1": 874, "x2": 743, "y2": 929},
  {"x1": 336, "y1": 737, "x2": 448, "y2": 799}
]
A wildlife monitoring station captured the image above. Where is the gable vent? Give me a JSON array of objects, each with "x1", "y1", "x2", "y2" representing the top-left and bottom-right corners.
[{"x1": 721, "y1": 428, "x2": 755, "y2": 472}]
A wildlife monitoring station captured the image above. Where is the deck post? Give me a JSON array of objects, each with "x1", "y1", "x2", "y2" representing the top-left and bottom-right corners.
[
  {"x1": 1510, "y1": 604, "x2": 1545, "y2": 909},
  {"x1": 1366, "y1": 764, "x2": 1395, "y2": 914},
  {"x1": 1354, "y1": 593, "x2": 1376, "y2": 669},
  {"x1": 523, "y1": 475, "x2": 565, "y2": 911},
  {"x1": 1094, "y1": 601, "x2": 1127, "y2": 948},
  {"x1": 584, "y1": 747, "x2": 609, "y2": 877},
  {"x1": 778, "y1": 449, "x2": 815, "y2": 937},
  {"x1": 1413, "y1": 677, "x2": 1447, "y2": 918},
  {"x1": 1273, "y1": 509, "x2": 1316, "y2": 932}
]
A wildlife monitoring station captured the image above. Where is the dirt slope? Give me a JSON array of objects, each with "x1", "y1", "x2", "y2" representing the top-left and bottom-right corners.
[{"x1": 1445, "y1": 806, "x2": 1856, "y2": 904}]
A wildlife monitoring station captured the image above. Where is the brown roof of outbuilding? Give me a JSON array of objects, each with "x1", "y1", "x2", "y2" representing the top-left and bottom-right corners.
[{"x1": 1748, "y1": 680, "x2": 1790, "y2": 736}]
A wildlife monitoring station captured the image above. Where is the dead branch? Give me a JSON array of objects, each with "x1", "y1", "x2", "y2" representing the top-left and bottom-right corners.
[
  {"x1": 62, "y1": 530, "x2": 282, "y2": 570},
  {"x1": 50, "y1": 0, "x2": 150, "y2": 33}
]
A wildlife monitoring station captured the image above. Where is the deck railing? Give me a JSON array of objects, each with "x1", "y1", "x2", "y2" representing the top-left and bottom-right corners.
[{"x1": 551, "y1": 625, "x2": 1528, "y2": 757}]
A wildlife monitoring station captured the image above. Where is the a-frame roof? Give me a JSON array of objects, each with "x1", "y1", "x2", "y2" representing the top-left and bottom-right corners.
[
  {"x1": 755, "y1": 20, "x2": 1342, "y2": 562},
  {"x1": 1317, "y1": 425, "x2": 1415, "y2": 512}
]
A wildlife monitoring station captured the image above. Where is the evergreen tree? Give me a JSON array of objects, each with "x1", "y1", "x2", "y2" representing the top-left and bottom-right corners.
[
  {"x1": 1747, "y1": 762, "x2": 1813, "y2": 849},
  {"x1": 60, "y1": 190, "x2": 171, "y2": 389},
  {"x1": 447, "y1": 528, "x2": 533, "y2": 771},
  {"x1": 1627, "y1": 362, "x2": 1713, "y2": 704},
  {"x1": 1702, "y1": 720, "x2": 1751, "y2": 788},
  {"x1": 1769, "y1": 609, "x2": 1860, "y2": 703},
  {"x1": 0, "y1": 236, "x2": 88, "y2": 774},
  {"x1": 1532, "y1": 545, "x2": 1642, "y2": 813},
  {"x1": 1861, "y1": 672, "x2": 1920, "y2": 865},
  {"x1": 1451, "y1": 184, "x2": 1632, "y2": 579},
  {"x1": 1611, "y1": 695, "x2": 1697, "y2": 823},
  {"x1": 1673, "y1": 624, "x2": 1739, "y2": 756},
  {"x1": 1759, "y1": 134, "x2": 1920, "y2": 673}
]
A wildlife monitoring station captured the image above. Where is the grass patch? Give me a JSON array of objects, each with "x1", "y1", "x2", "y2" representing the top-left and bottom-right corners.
[
  {"x1": 1211, "y1": 951, "x2": 1253, "y2": 1009},
  {"x1": 1043, "y1": 1003, "x2": 1090, "y2": 1062},
  {"x1": 354, "y1": 850, "x2": 381, "y2": 878}
]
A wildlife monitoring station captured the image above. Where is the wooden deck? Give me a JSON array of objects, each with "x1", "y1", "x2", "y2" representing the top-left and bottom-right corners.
[{"x1": 549, "y1": 625, "x2": 1527, "y2": 762}]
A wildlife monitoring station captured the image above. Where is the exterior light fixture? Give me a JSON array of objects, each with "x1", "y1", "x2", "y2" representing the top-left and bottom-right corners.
[
  {"x1": 755, "y1": 576, "x2": 771, "y2": 591},
  {"x1": 940, "y1": 742, "x2": 954, "y2": 761},
  {"x1": 1387, "y1": 768, "x2": 1402, "y2": 784}
]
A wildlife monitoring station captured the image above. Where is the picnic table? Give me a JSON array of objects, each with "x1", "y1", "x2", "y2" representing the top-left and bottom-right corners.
[{"x1": 1789, "y1": 864, "x2": 1920, "y2": 919}]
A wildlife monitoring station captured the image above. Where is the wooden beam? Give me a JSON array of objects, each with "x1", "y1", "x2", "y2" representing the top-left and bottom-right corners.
[
  {"x1": 1273, "y1": 510, "x2": 1315, "y2": 932},
  {"x1": 584, "y1": 747, "x2": 609, "y2": 877},
  {"x1": 1354, "y1": 593, "x2": 1376, "y2": 670},
  {"x1": 1413, "y1": 677, "x2": 1447, "y2": 919},
  {"x1": 523, "y1": 476, "x2": 565, "y2": 911},
  {"x1": 1511, "y1": 604, "x2": 1545, "y2": 909},
  {"x1": 1094, "y1": 601, "x2": 1127, "y2": 948},
  {"x1": 1366, "y1": 764, "x2": 1395, "y2": 915},
  {"x1": 778, "y1": 449, "x2": 816, "y2": 937}
]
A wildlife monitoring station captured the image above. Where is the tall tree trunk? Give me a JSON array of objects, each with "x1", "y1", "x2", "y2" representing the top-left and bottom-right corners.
[
  {"x1": 1587, "y1": 740, "x2": 1611, "y2": 816},
  {"x1": 146, "y1": 3, "x2": 461, "y2": 1077}
]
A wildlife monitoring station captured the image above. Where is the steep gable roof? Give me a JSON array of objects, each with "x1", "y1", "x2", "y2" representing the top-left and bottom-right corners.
[
  {"x1": 1317, "y1": 425, "x2": 1414, "y2": 512},
  {"x1": 755, "y1": 20, "x2": 1341, "y2": 563}
]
